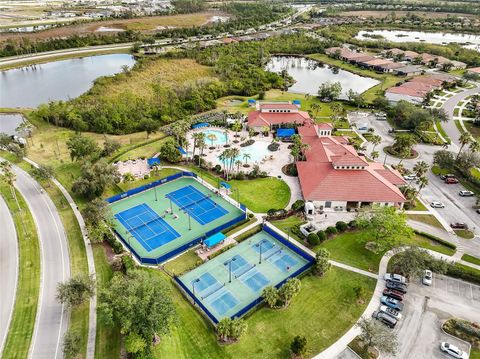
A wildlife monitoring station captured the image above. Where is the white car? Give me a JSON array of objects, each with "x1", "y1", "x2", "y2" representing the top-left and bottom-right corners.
[
  {"x1": 440, "y1": 342, "x2": 468, "y2": 359},
  {"x1": 459, "y1": 190, "x2": 475, "y2": 197},
  {"x1": 403, "y1": 174, "x2": 417, "y2": 181},
  {"x1": 384, "y1": 273, "x2": 407, "y2": 284},
  {"x1": 430, "y1": 201, "x2": 445, "y2": 208},
  {"x1": 423, "y1": 269, "x2": 432, "y2": 286},
  {"x1": 379, "y1": 305, "x2": 402, "y2": 320}
]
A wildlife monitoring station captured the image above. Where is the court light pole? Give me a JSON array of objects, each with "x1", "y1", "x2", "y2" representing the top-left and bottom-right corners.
[
  {"x1": 188, "y1": 210, "x2": 192, "y2": 230},
  {"x1": 257, "y1": 240, "x2": 264, "y2": 264},
  {"x1": 169, "y1": 198, "x2": 173, "y2": 214},
  {"x1": 228, "y1": 257, "x2": 237, "y2": 283},
  {"x1": 192, "y1": 278, "x2": 200, "y2": 305},
  {"x1": 154, "y1": 185, "x2": 158, "y2": 201}
]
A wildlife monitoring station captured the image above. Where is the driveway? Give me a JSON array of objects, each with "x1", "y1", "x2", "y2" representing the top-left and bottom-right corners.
[
  {"x1": 12, "y1": 165, "x2": 70, "y2": 359},
  {"x1": 385, "y1": 275, "x2": 480, "y2": 359},
  {"x1": 0, "y1": 195, "x2": 18, "y2": 353}
]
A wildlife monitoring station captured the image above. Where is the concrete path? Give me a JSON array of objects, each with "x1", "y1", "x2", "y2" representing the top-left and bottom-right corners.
[
  {"x1": 0, "y1": 195, "x2": 18, "y2": 354},
  {"x1": 24, "y1": 158, "x2": 97, "y2": 359},
  {"x1": 10, "y1": 164, "x2": 70, "y2": 359},
  {"x1": 440, "y1": 84, "x2": 480, "y2": 146}
]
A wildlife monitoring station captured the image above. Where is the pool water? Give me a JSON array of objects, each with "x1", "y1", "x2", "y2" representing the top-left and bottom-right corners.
[
  {"x1": 201, "y1": 129, "x2": 229, "y2": 146},
  {"x1": 219, "y1": 141, "x2": 270, "y2": 164}
]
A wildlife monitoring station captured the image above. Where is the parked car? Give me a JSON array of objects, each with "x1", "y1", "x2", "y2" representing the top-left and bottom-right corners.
[
  {"x1": 430, "y1": 201, "x2": 445, "y2": 208},
  {"x1": 459, "y1": 190, "x2": 475, "y2": 197},
  {"x1": 380, "y1": 296, "x2": 404, "y2": 311},
  {"x1": 386, "y1": 281, "x2": 408, "y2": 293},
  {"x1": 476, "y1": 209, "x2": 480, "y2": 214},
  {"x1": 450, "y1": 222, "x2": 468, "y2": 230},
  {"x1": 423, "y1": 269, "x2": 433, "y2": 286},
  {"x1": 384, "y1": 273, "x2": 407, "y2": 284},
  {"x1": 383, "y1": 288, "x2": 404, "y2": 301},
  {"x1": 445, "y1": 177, "x2": 459, "y2": 184},
  {"x1": 379, "y1": 305, "x2": 402, "y2": 320},
  {"x1": 372, "y1": 311, "x2": 397, "y2": 328},
  {"x1": 440, "y1": 174, "x2": 456, "y2": 180},
  {"x1": 403, "y1": 174, "x2": 417, "y2": 181},
  {"x1": 440, "y1": 342, "x2": 468, "y2": 359}
]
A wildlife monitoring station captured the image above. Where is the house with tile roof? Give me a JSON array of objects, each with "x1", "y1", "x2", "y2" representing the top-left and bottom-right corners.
[
  {"x1": 296, "y1": 123, "x2": 406, "y2": 211},
  {"x1": 247, "y1": 102, "x2": 313, "y2": 132}
]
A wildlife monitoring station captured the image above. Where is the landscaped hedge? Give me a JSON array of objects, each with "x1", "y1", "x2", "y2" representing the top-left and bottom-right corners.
[
  {"x1": 234, "y1": 224, "x2": 263, "y2": 243},
  {"x1": 413, "y1": 230, "x2": 457, "y2": 250},
  {"x1": 240, "y1": 139, "x2": 255, "y2": 147},
  {"x1": 443, "y1": 318, "x2": 480, "y2": 349},
  {"x1": 446, "y1": 264, "x2": 480, "y2": 286},
  {"x1": 105, "y1": 231, "x2": 125, "y2": 254},
  {"x1": 208, "y1": 243, "x2": 237, "y2": 260}
]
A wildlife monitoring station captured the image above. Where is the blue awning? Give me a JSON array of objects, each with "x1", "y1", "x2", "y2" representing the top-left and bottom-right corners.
[
  {"x1": 277, "y1": 128, "x2": 295, "y2": 138},
  {"x1": 147, "y1": 158, "x2": 161, "y2": 167},
  {"x1": 248, "y1": 99, "x2": 256, "y2": 104},
  {"x1": 293, "y1": 100, "x2": 301, "y2": 105},
  {"x1": 220, "y1": 181, "x2": 231, "y2": 189},
  {"x1": 204, "y1": 232, "x2": 226, "y2": 248},
  {"x1": 177, "y1": 146, "x2": 187, "y2": 155},
  {"x1": 192, "y1": 122, "x2": 209, "y2": 129}
]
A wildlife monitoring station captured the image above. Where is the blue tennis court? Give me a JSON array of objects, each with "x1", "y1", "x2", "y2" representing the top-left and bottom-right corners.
[
  {"x1": 166, "y1": 185, "x2": 228, "y2": 225},
  {"x1": 270, "y1": 252, "x2": 299, "y2": 273},
  {"x1": 206, "y1": 289, "x2": 239, "y2": 316},
  {"x1": 239, "y1": 268, "x2": 270, "y2": 292},
  {"x1": 115, "y1": 204, "x2": 180, "y2": 252}
]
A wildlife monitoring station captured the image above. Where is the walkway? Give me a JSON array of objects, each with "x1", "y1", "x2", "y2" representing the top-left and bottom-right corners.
[
  {"x1": 11, "y1": 163, "x2": 71, "y2": 359},
  {"x1": 0, "y1": 195, "x2": 18, "y2": 354},
  {"x1": 24, "y1": 157, "x2": 97, "y2": 359},
  {"x1": 441, "y1": 83, "x2": 480, "y2": 147}
]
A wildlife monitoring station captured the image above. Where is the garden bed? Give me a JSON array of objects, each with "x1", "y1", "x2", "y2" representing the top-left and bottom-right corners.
[
  {"x1": 281, "y1": 163, "x2": 298, "y2": 177},
  {"x1": 384, "y1": 145, "x2": 418, "y2": 159}
]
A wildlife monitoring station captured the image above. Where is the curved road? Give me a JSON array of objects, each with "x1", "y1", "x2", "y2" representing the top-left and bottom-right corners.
[
  {"x1": 12, "y1": 164, "x2": 71, "y2": 359},
  {"x1": 0, "y1": 195, "x2": 18, "y2": 354}
]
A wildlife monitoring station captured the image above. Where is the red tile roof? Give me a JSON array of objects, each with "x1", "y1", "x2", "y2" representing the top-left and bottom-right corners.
[
  {"x1": 297, "y1": 131, "x2": 406, "y2": 203},
  {"x1": 317, "y1": 123, "x2": 334, "y2": 130},
  {"x1": 467, "y1": 67, "x2": 480, "y2": 74},
  {"x1": 260, "y1": 103, "x2": 298, "y2": 110},
  {"x1": 247, "y1": 110, "x2": 312, "y2": 128}
]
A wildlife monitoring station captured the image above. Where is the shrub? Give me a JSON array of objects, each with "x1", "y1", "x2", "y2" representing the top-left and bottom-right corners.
[
  {"x1": 240, "y1": 139, "x2": 255, "y2": 147},
  {"x1": 291, "y1": 200, "x2": 305, "y2": 211},
  {"x1": 446, "y1": 264, "x2": 480, "y2": 286},
  {"x1": 268, "y1": 143, "x2": 280, "y2": 151},
  {"x1": 248, "y1": 212, "x2": 254, "y2": 218},
  {"x1": 104, "y1": 231, "x2": 124, "y2": 254},
  {"x1": 335, "y1": 221, "x2": 348, "y2": 232},
  {"x1": 143, "y1": 174, "x2": 149, "y2": 180},
  {"x1": 307, "y1": 233, "x2": 320, "y2": 246},
  {"x1": 348, "y1": 220, "x2": 358, "y2": 229},
  {"x1": 214, "y1": 164, "x2": 222, "y2": 173},
  {"x1": 291, "y1": 336, "x2": 308, "y2": 357},
  {"x1": 413, "y1": 230, "x2": 456, "y2": 250},
  {"x1": 121, "y1": 255, "x2": 136, "y2": 274},
  {"x1": 235, "y1": 171, "x2": 246, "y2": 180},
  {"x1": 325, "y1": 226, "x2": 338, "y2": 237},
  {"x1": 291, "y1": 224, "x2": 305, "y2": 239},
  {"x1": 317, "y1": 230, "x2": 326, "y2": 242}
]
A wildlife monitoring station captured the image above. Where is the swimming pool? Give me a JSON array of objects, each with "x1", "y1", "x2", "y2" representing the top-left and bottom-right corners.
[
  {"x1": 219, "y1": 141, "x2": 270, "y2": 164},
  {"x1": 200, "y1": 129, "x2": 228, "y2": 146}
]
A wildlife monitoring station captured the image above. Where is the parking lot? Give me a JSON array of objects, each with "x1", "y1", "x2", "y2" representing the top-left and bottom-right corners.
[{"x1": 383, "y1": 275, "x2": 480, "y2": 359}]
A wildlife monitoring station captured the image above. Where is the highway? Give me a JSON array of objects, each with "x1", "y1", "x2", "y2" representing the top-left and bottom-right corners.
[
  {"x1": 11, "y1": 164, "x2": 70, "y2": 359},
  {"x1": 0, "y1": 195, "x2": 18, "y2": 354}
]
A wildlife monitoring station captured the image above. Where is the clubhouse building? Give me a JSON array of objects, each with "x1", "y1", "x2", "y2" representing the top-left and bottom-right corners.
[{"x1": 247, "y1": 102, "x2": 313, "y2": 132}]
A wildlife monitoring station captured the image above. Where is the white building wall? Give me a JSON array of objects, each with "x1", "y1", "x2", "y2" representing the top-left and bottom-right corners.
[{"x1": 386, "y1": 92, "x2": 423, "y2": 105}]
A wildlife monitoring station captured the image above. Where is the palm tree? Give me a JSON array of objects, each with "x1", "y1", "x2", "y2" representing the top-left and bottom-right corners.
[
  {"x1": 191, "y1": 132, "x2": 202, "y2": 158},
  {"x1": 197, "y1": 136, "x2": 206, "y2": 166},
  {"x1": 235, "y1": 160, "x2": 242, "y2": 173},
  {"x1": 229, "y1": 148, "x2": 240, "y2": 175},
  {"x1": 416, "y1": 176, "x2": 429, "y2": 194},
  {"x1": 457, "y1": 132, "x2": 472, "y2": 159},
  {"x1": 370, "y1": 134, "x2": 382, "y2": 152},
  {"x1": 0, "y1": 161, "x2": 19, "y2": 209},
  {"x1": 223, "y1": 129, "x2": 230, "y2": 145},
  {"x1": 469, "y1": 140, "x2": 480, "y2": 154},
  {"x1": 248, "y1": 128, "x2": 255, "y2": 139},
  {"x1": 413, "y1": 161, "x2": 429, "y2": 178},
  {"x1": 243, "y1": 153, "x2": 251, "y2": 166},
  {"x1": 232, "y1": 121, "x2": 242, "y2": 139},
  {"x1": 371, "y1": 151, "x2": 379, "y2": 160}
]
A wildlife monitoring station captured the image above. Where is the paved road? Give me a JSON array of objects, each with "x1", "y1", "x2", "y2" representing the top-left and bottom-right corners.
[
  {"x1": 11, "y1": 164, "x2": 70, "y2": 359},
  {"x1": 441, "y1": 84, "x2": 480, "y2": 146},
  {"x1": 385, "y1": 275, "x2": 479, "y2": 359},
  {"x1": 0, "y1": 195, "x2": 18, "y2": 354}
]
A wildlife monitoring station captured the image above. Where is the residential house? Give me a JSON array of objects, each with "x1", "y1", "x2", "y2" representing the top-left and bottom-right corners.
[
  {"x1": 247, "y1": 102, "x2": 313, "y2": 132},
  {"x1": 393, "y1": 65, "x2": 424, "y2": 76}
]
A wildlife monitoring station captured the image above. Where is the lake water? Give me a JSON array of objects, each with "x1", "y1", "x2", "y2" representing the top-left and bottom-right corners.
[
  {"x1": 355, "y1": 30, "x2": 480, "y2": 51},
  {"x1": 0, "y1": 113, "x2": 25, "y2": 136},
  {"x1": 0, "y1": 53, "x2": 136, "y2": 108},
  {"x1": 266, "y1": 56, "x2": 380, "y2": 99}
]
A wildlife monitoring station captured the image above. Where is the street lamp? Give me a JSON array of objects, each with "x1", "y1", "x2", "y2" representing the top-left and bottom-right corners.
[
  {"x1": 154, "y1": 185, "x2": 158, "y2": 201},
  {"x1": 256, "y1": 240, "x2": 265, "y2": 264},
  {"x1": 192, "y1": 278, "x2": 200, "y2": 305},
  {"x1": 169, "y1": 198, "x2": 173, "y2": 214},
  {"x1": 227, "y1": 257, "x2": 237, "y2": 283}
]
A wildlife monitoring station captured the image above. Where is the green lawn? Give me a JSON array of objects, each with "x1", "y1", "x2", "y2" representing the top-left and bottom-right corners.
[
  {"x1": 407, "y1": 214, "x2": 444, "y2": 229},
  {"x1": 223, "y1": 216, "x2": 258, "y2": 237},
  {"x1": 155, "y1": 267, "x2": 375, "y2": 359},
  {"x1": 461, "y1": 254, "x2": 480, "y2": 266},
  {"x1": 435, "y1": 120, "x2": 450, "y2": 143},
  {"x1": 465, "y1": 121, "x2": 480, "y2": 141},
  {"x1": 315, "y1": 230, "x2": 455, "y2": 273},
  {"x1": 113, "y1": 136, "x2": 169, "y2": 162},
  {"x1": 0, "y1": 185, "x2": 41, "y2": 359},
  {"x1": 454, "y1": 229, "x2": 475, "y2": 239},
  {"x1": 411, "y1": 198, "x2": 428, "y2": 211},
  {"x1": 163, "y1": 249, "x2": 201, "y2": 276},
  {"x1": 116, "y1": 168, "x2": 182, "y2": 192},
  {"x1": 93, "y1": 245, "x2": 121, "y2": 359},
  {"x1": 270, "y1": 215, "x2": 307, "y2": 242}
]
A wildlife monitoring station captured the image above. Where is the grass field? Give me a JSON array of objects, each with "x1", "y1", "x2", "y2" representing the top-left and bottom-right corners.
[
  {"x1": 163, "y1": 249, "x2": 200, "y2": 276},
  {"x1": 155, "y1": 267, "x2": 375, "y2": 359},
  {"x1": 93, "y1": 245, "x2": 121, "y2": 359},
  {"x1": 465, "y1": 121, "x2": 480, "y2": 141},
  {"x1": 407, "y1": 214, "x2": 444, "y2": 229},
  {"x1": 0, "y1": 185, "x2": 41, "y2": 359},
  {"x1": 461, "y1": 253, "x2": 480, "y2": 266},
  {"x1": 270, "y1": 215, "x2": 306, "y2": 242}
]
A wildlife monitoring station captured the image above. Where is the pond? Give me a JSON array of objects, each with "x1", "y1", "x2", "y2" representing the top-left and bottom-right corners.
[
  {"x1": 266, "y1": 56, "x2": 380, "y2": 99},
  {"x1": 355, "y1": 30, "x2": 480, "y2": 51},
  {"x1": 0, "y1": 53, "x2": 136, "y2": 108},
  {"x1": 0, "y1": 113, "x2": 25, "y2": 136}
]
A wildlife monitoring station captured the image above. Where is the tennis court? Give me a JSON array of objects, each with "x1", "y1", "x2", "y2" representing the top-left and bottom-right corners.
[
  {"x1": 108, "y1": 176, "x2": 245, "y2": 264},
  {"x1": 177, "y1": 228, "x2": 314, "y2": 323},
  {"x1": 165, "y1": 185, "x2": 228, "y2": 225}
]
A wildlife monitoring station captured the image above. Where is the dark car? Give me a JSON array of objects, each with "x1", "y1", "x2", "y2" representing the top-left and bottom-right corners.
[
  {"x1": 386, "y1": 281, "x2": 408, "y2": 294},
  {"x1": 445, "y1": 177, "x2": 459, "y2": 184},
  {"x1": 383, "y1": 288, "x2": 404, "y2": 301},
  {"x1": 380, "y1": 296, "x2": 404, "y2": 311},
  {"x1": 450, "y1": 222, "x2": 468, "y2": 229},
  {"x1": 372, "y1": 311, "x2": 397, "y2": 328}
]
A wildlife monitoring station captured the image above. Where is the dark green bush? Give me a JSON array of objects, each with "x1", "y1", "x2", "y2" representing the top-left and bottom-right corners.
[
  {"x1": 348, "y1": 220, "x2": 358, "y2": 229},
  {"x1": 335, "y1": 221, "x2": 348, "y2": 232},
  {"x1": 446, "y1": 264, "x2": 480, "y2": 286},
  {"x1": 325, "y1": 226, "x2": 337, "y2": 237},
  {"x1": 413, "y1": 230, "x2": 457, "y2": 250},
  {"x1": 121, "y1": 255, "x2": 136, "y2": 274},
  {"x1": 307, "y1": 233, "x2": 320, "y2": 246},
  {"x1": 105, "y1": 231, "x2": 124, "y2": 254},
  {"x1": 317, "y1": 230, "x2": 326, "y2": 242},
  {"x1": 291, "y1": 200, "x2": 305, "y2": 211}
]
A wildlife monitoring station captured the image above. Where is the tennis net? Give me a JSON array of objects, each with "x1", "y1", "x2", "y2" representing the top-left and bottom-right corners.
[
  {"x1": 178, "y1": 194, "x2": 212, "y2": 211},
  {"x1": 202, "y1": 282, "x2": 225, "y2": 300},
  {"x1": 128, "y1": 217, "x2": 159, "y2": 232},
  {"x1": 265, "y1": 249, "x2": 282, "y2": 261},
  {"x1": 235, "y1": 264, "x2": 256, "y2": 279}
]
